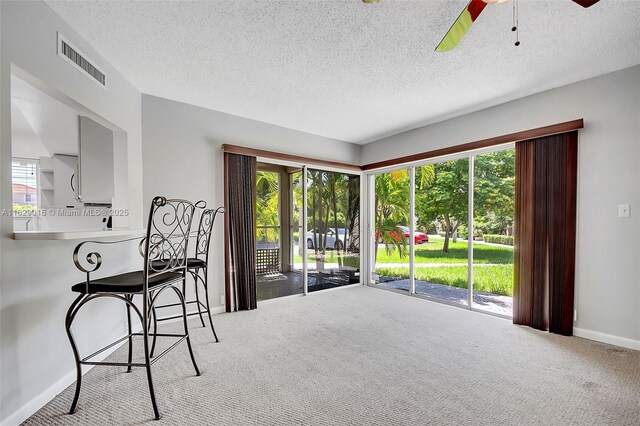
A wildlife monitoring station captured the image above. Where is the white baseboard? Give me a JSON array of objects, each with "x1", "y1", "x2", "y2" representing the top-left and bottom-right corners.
[
  {"x1": 573, "y1": 327, "x2": 640, "y2": 351},
  {"x1": 209, "y1": 305, "x2": 226, "y2": 315},
  {"x1": 1, "y1": 308, "x2": 227, "y2": 426}
]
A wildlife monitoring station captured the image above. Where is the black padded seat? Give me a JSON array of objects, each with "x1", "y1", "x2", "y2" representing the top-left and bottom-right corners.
[
  {"x1": 151, "y1": 258, "x2": 206, "y2": 270},
  {"x1": 72, "y1": 271, "x2": 183, "y2": 294},
  {"x1": 186, "y1": 258, "x2": 206, "y2": 268}
]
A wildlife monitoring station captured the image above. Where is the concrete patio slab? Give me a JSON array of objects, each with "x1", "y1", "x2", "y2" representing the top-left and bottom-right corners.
[{"x1": 377, "y1": 278, "x2": 513, "y2": 316}]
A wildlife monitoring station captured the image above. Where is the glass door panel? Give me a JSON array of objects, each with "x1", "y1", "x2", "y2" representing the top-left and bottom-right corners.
[
  {"x1": 256, "y1": 165, "x2": 304, "y2": 301},
  {"x1": 289, "y1": 169, "x2": 304, "y2": 288},
  {"x1": 372, "y1": 169, "x2": 411, "y2": 292},
  {"x1": 414, "y1": 158, "x2": 469, "y2": 306},
  {"x1": 306, "y1": 169, "x2": 360, "y2": 292},
  {"x1": 472, "y1": 150, "x2": 515, "y2": 316}
]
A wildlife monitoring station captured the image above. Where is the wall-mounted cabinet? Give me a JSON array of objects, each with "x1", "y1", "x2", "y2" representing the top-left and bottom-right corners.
[{"x1": 78, "y1": 116, "x2": 114, "y2": 205}]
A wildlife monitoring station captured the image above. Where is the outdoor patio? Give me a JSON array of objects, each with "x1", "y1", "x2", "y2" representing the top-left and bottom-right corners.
[
  {"x1": 257, "y1": 271, "x2": 352, "y2": 301},
  {"x1": 377, "y1": 277, "x2": 513, "y2": 316}
]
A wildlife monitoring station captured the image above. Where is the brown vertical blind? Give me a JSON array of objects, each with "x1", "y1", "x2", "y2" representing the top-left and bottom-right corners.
[
  {"x1": 513, "y1": 131, "x2": 578, "y2": 335},
  {"x1": 225, "y1": 153, "x2": 258, "y2": 311}
]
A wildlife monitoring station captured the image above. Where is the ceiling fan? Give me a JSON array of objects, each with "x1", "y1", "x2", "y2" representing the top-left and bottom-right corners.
[{"x1": 361, "y1": 0, "x2": 601, "y2": 52}]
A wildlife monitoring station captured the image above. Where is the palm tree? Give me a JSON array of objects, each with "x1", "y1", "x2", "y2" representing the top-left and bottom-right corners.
[
  {"x1": 256, "y1": 171, "x2": 279, "y2": 244},
  {"x1": 374, "y1": 170, "x2": 409, "y2": 262}
]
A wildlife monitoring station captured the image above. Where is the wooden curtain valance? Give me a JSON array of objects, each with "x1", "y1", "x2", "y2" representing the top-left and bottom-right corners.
[
  {"x1": 222, "y1": 144, "x2": 361, "y2": 172},
  {"x1": 362, "y1": 119, "x2": 584, "y2": 171}
]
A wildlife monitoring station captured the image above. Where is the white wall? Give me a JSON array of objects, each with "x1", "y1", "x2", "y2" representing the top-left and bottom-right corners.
[
  {"x1": 142, "y1": 94, "x2": 362, "y2": 311},
  {"x1": 0, "y1": 1, "x2": 143, "y2": 424},
  {"x1": 363, "y1": 66, "x2": 640, "y2": 347}
]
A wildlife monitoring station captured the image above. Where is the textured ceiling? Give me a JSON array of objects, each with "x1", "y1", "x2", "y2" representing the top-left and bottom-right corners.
[{"x1": 45, "y1": 0, "x2": 640, "y2": 144}]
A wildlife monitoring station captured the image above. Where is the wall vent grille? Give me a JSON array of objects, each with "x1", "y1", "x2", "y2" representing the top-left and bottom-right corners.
[{"x1": 57, "y1": 33, "x2": 106, "y2": 88}]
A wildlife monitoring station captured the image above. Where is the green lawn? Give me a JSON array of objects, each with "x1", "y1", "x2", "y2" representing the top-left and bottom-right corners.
[
  {"x1": 376, "y1": 265, "x2": 514, "y2": 297},
  {"x1": 289, "y1": 236, "x2": 514, "y2": 296},
  {"x1": 375, "y1": 236, "x2": 513, "y2": 264},
  {"x1": 292, "y1": 237, "x2": 513, "y2": 266}
]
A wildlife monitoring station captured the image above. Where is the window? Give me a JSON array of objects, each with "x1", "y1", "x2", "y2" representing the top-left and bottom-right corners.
[
  {"x1": 369, "y1": 146, "x2": 515, "y2": 317},
  {"x1": 12, "y1": 159, "x2": 39, "y2": 212}
]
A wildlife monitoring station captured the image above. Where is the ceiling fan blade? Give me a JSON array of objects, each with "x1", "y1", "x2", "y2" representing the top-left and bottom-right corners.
[
  {"x1": 571, "y1": 0, "x2": 600, "y2": 7},
  {"x1": 435, "y1": 0, "x2": 487, "y2": 52}
]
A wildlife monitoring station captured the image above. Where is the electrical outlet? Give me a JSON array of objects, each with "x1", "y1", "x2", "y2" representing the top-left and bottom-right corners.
[
  {"x1": 618, "y1": 204, "x2": 630, "y2": 218},
  {"x1": 574, "y1": 309, "x2": 577, "y2": 322}
]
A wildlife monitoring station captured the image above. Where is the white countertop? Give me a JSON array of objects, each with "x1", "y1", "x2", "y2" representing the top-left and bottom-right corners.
[{"x1": 13, "y1": 228, "x2": 146, "y2": 241}]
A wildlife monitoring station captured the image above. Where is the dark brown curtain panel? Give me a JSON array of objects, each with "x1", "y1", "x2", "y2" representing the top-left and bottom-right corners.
[
  {"x1": 224, "y1": 153, "x2": 257, "y2": 311},
  {"x1": 513, "y1": 131, "x2": 578, "y2": 336}
]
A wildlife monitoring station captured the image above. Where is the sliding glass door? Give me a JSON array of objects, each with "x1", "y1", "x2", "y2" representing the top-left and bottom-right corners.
[
  {"x1": 306, "y1": 169, "x2": 360, "y2": 292},
  {"x1": 414, "y1": 158, "x2": 470, "y2": 306},
  {"x1": 371, "y1": 169, "x2": 411, "y2": 293},
  {"x1": 471, "y1": 150, "x2": 515, "y2": 315},
  {"x1": 256, "y1": 165, "x2": 306, "y2": 301},
  {"x1": 368, "y1": 147, "x2": 515, "y2": 317},
  {"x1": 255, "y1": 162, "x2": 361, "y2": 301}
]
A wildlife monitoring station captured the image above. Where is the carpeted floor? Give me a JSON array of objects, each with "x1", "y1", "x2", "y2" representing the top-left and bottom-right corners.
[{"x1": 25, "y1": 286, "x2": 640, "y2": 425}]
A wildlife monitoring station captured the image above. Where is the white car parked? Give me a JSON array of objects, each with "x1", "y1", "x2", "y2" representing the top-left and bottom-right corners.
[{"x1": 306, "y1": 228, "x2": 347, "y2": 250}]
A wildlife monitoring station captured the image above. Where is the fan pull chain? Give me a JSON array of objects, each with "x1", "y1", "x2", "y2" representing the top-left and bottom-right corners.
[{"x1": 512, "y1": 0, "x2": 520, "y2": 46}]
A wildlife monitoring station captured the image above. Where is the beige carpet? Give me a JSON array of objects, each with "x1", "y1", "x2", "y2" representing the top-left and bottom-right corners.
[{"x1": 24, "y1": 286, "x2": 640, "y2": 425}]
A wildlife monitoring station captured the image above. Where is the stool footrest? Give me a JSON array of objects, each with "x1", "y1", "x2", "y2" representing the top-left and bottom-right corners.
[
  {"x1": 81, "y1": 361, "x2": 147, "y2": 368},
  {"x1": 80, "y1": 332, "x2": 188, "y2": 365},
  {"x1": 81, "y1": 334, "x2": 132, "y2": 363},
  {"x1": 155, "y1": 300, "x2": 203, "y2": 309},
  {"x1": 156, "y1": 309, "x2": 209, "y2": 323},
  {"x1": 150, "y1": 336, "x2": 188, "y2": 364}
]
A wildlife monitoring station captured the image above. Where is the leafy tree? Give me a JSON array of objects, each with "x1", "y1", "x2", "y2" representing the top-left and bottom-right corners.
[
  {"x1": 415, "y1": 150, "x2": 515, "y2": 252},
  {"x1": 416, "y1": 158, "x2": 469, "y2": 252},
  {"x1": 473, "y1": 150, "x2": 515, "y2": 236}
]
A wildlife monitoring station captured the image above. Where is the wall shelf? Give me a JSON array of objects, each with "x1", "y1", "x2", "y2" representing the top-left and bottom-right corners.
[{"x1": 13, "y1": 228, "x2": 145, "y2": 241}]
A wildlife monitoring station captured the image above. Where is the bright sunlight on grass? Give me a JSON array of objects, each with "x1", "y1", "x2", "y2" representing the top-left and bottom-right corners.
[
  {"x1": 376, "y1": 265, "x2": 514, "y2": 296},
  {"x1": 374, "y1": 236, "x2": 514, "y2": 296},
  {"x1": 375, "y1": 236, "x2": 513, "y2": 264}
]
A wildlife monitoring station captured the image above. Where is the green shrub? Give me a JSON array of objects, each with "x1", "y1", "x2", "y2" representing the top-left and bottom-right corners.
[{"x1": 483, "y1": 234, "x2": 514, "y2": 246}]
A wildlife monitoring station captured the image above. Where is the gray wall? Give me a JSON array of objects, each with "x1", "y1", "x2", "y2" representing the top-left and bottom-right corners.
[
  {"x1": 141, "y1": 94, "x2": 362, "y2": 311},
  {"x1": 363, "y1": 66, "x2": 640, "y2": 346},
  {"x1": 0, "y1": 1, "x2": 143, "y2": 424}
]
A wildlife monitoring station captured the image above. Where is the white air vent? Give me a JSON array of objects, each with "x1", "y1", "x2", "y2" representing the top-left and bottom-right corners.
[{"x1": 57, "y1": 32, "x2": 106, "y2": 88}]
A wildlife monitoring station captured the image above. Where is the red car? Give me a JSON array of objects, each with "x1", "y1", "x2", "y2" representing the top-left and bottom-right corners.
[{"x1": 377, "y1": 226, "x2": 429, "y2": 244}]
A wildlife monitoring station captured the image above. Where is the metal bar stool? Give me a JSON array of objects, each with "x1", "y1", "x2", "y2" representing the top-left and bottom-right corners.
[
  {"x1": 65, "y1": 196, "x2": 201, "y2": 420},
  {"x1": 152, "y1": 205, "x2": 224, "y2": 344}
]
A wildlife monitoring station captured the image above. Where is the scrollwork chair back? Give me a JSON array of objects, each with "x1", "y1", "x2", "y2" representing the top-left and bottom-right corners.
[{"x1": 145, "y1": 196, "x2": 196, "y2": 281}]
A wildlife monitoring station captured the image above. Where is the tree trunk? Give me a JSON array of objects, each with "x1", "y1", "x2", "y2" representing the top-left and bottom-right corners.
[
  {"x1": 316, "y1": 172, "x2": 325, "y2": 271},
  {"x1": 323, "y1": 206, "x2": 330, "y2": 254},
  {"x1": 443, "y1": 214, "x2": 451, "y2": 252},
  {"x1": 330, "y1": 177, "x2": 342, "y2": 268},
  {"x1": 347, "y1": 176, "x2": 359, "y2": 252},
  {"x1": 374, "y1": 199, "x2": 382, "y2": 262},
  {"x1": 452, "y1": 220, "x2": 459, "y2": 244}
]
